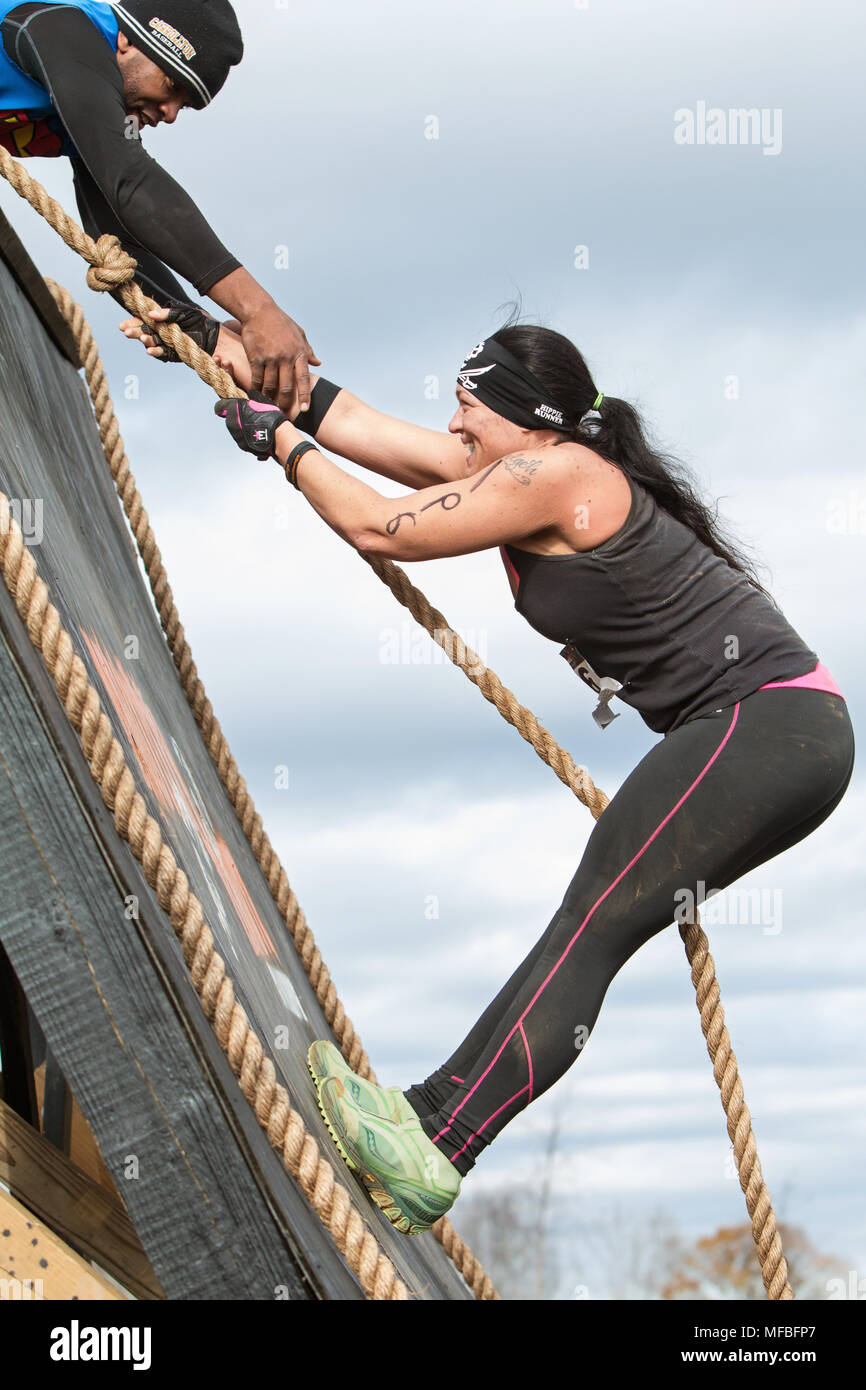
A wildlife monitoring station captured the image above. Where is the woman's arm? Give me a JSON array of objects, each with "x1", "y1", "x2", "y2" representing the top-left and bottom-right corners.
[
  {"x1": 208, "y1": 320, "x2": 467, "y2": 489},
  {"x1": 270, "y1": 421, "x2": 565, "y2": 563},
  {"x1": 126, "y1": 308, "x2": 466, "y2": 487},
  {"x1": 301, "y1": 386, "x2": 468, "y2": 489}
]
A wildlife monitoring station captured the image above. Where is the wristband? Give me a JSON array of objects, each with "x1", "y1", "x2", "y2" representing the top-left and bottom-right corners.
[
  {"x1": 291, "y1": 377, "x2": 341, "y2": 436},
  {"x1": 284, "y1": 440, "x2": 319, "y2": 490}
]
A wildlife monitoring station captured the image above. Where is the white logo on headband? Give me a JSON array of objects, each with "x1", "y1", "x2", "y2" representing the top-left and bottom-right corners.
[
  {"x1": 461, "y1": 340, "x2": 486, "y2": 365},
  {"x1": 457, "y1": 364, "x2": 496, "y2": 392},
  {"x1": 457, "y1": 341, "x2": 491, "y2": 388},
  {"x1": 534, "y1": 403, "x2": 565, "y2": 426}
]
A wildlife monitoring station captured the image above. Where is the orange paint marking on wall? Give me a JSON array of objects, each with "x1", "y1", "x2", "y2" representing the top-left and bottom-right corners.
[{"x1": 80, "y1": 629, "x2": 277, "y2": 960}]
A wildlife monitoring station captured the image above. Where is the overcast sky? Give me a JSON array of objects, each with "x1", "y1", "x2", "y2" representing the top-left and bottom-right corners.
[{"x1": 2, "y1": 0, "x2": 864, "y2": 1297}]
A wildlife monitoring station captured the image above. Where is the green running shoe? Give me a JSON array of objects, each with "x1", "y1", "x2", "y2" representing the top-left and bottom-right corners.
[
  {"x1": 315, "y1": 1075, "x2": 462, "y2": 1235},
  {"x1": 307, "y1": 1040, "x2": 414, "y2": 1124}
]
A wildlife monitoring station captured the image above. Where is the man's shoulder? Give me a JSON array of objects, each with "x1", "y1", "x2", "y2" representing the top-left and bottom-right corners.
[{"x1": 1, "y1": 0, "x2": 118, "y2": 43}]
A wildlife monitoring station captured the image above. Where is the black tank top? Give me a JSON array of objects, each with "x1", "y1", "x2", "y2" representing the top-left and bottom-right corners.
[{"x1": 501, "y1": 472, "x2": 819, "y2": 735}]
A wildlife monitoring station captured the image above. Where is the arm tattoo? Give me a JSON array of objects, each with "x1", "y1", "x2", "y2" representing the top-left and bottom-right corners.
[
  {"x1": 469, "y1": 460, "x2": 503, "y2": 491},
  {"x1": 385, "y1": 458, "x2": 503, "y2": 534},
  {"x1": 419, "y1": 491, "x2": 461, "y2": 514},
  {"x1": 503, "y1": 455, "x2": 542, "y2": 486}
]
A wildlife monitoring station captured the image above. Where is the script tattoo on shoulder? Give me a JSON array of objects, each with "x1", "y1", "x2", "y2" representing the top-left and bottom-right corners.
[{"x1": 503, "y1": 455, "x2": 543, "y2": 486}]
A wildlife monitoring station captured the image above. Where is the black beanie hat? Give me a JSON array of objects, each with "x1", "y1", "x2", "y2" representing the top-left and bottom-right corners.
[{"x1": 110, "y1": 1, "x2": 243, "y2": 109}]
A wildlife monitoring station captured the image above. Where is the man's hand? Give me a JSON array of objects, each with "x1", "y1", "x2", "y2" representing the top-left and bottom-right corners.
[{"x1": 241, "y1": 303, "x2": 320, "y2": 415}]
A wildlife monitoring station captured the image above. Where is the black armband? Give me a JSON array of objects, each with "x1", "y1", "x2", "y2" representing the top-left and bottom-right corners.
[{"x1": 290, "y1": 377, "x2": 341, "y2": 437}]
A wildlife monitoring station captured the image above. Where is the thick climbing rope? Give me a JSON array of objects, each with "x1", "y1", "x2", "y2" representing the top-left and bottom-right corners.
[
  {"x1": 44, "y1": 277, "x2": 496, "y2": 1303},
  {"x1": 0, "y1": 145, "x2": 496, "y2": 1301},
  {"x1": 0, "y1": 145, "x2": 794, "y2": 1299},
  {"x1": 0, "y1": 492, "x2": 412, "y2": 1299}
]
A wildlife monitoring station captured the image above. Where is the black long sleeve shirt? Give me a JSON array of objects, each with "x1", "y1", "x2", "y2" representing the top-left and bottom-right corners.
[{"x1": 1, "y1": 1, "x2": 240, "y2": 309}]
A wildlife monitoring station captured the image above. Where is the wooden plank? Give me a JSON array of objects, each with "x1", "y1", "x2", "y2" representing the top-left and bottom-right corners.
[
  {"x1": 0, "y1": 245, "x2": 472, "y2": 1301},
  {"x1": 0, "y1": 1185, "x2": 127, "y2": 1301},
  {"x1": 41, "y1": 1048, "x2": 72, "y2": 1154},
  {"x1": 0, "y1": 604, "x2": 353, "y2": 1300},
  {"x1": 0, "y1": 940, "x2": 39, "y2": 1127},
  {"x1": 0, "y1": 1097, "x2": 163, "y2": 1301},
  {"x1": 0, "y1": 209, "x2": 80, "y2": 364},
  {"x1": 34, "y1": 1064, "x2": 117, "y2": 1199}
]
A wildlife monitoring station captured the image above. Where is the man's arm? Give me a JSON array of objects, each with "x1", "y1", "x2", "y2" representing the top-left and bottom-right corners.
[
  {"x1": 72, "y1": 156, "x2": 202, "y2": 312},
  {"x1": 2, "y1": 3, "x2": 240, "y2": 295},
  {"x1": 2, "y1": 2, "x2": 318, "y2": 406}
]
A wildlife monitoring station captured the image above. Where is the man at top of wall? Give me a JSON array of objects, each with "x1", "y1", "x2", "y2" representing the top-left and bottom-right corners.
[{"x1": 0, "y1": 0, "x2": 318, "y2": 409}]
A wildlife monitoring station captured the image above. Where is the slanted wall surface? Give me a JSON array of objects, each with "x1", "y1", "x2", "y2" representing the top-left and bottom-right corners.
[{"x1": 0, "y1": 224, "x2": 473, "y2": 1301}]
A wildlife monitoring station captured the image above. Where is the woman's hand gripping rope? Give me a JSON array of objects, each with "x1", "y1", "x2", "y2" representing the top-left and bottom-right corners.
[{"x1": 214, "y1": 392, "x2": 290, "y2": 461}]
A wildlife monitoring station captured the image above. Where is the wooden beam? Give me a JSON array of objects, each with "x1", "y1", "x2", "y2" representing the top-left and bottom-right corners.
[
  {"x1": 0, "y1": 237, "x2": 472, "y2": 1299},
  {"x1": 0, "y1": 209, "x2": 81, "y2": 364},
  {"x1": 0, "y1": 1184, "x2": 128, "y2": 1301},
  {"x1": 41, "y1": 1048, "x2": 72, "y2": 1154},
  {"x1": 0, "y1": 1098, "x2": 163, "y2": 1300},
  {"x1": 0, "y1": 940, "x2": 39, "y2": 1126},
  {"x1": 0, "y1": 582, "x2": 359, "y2": 1300},
  {"x1": 34, "y1": 1063, "x2": 117, "y2": 1199}
]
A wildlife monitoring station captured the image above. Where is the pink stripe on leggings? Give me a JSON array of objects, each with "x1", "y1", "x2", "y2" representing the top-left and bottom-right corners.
[
  {"x1": 452, "y1": 1085, "x2": 532, "y2": 1162},
  {"x1": 519, "y1": 1022, "x2": 534, "y2": 1101},
  {"x1": 432, "y1": 700, "x2": 742, "y2": 1155}
]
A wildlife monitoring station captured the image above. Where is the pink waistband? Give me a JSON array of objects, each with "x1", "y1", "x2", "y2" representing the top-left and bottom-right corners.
[{"x1": 758, "y1": 661, "x2": 844, "y2": 698}]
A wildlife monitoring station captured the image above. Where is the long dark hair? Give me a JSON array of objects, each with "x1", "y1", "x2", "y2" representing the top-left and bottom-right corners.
[{"x1": 494, "y1": 320, "x2": 777, "y2": 607}]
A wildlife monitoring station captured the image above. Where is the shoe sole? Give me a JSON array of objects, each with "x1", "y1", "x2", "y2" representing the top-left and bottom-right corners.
[{"x1": 310, "y1": 1065, "x2": 432, "y2": 1236}]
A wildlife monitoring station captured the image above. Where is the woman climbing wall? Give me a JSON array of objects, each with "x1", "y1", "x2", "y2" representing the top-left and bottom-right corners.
[{"x1": 128, "y1": 307, "x2": 856, "y2": 1237}]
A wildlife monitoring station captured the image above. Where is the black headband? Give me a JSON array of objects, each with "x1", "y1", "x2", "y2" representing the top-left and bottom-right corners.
[{"x1": 456, "y1": 338, "x2": 598, "y2": 434}]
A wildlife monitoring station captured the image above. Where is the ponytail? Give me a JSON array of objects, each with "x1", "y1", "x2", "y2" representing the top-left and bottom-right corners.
[{"x1": 494, "y1": 321, "x2": 777, "y2": 607}]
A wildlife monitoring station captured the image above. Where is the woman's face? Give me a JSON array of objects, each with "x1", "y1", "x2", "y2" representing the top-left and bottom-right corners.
[{"x1": 448, "y1": 388, "x2": 532, "y2": 476}]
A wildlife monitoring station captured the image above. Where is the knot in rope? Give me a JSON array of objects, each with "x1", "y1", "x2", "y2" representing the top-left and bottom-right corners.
[{"x1": 85, "y1": 234, "x2": 138, "y2": 294}]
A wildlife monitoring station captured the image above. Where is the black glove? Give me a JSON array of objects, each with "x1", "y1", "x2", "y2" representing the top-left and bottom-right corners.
[
  {"x1": 154, "y1": 299, "x2": 221, "y2": 363},
  {"x1": 214, "y1": 390, "x2": 290, "y2": 460}
]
